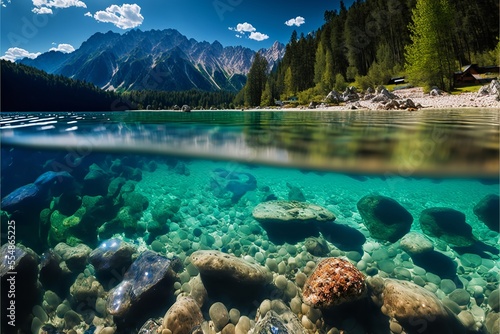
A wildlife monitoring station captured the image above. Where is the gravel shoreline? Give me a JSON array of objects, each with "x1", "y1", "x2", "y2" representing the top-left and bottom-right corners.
[{"x1": 267, "y1": 87, "x2": 500, "y2": 111}]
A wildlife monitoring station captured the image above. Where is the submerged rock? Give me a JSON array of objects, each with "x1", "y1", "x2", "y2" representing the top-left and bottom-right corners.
[
  {"x1": 286, "y1": 182, "x2": 306, "y2": 202},
  {"x1": 210, "y1": 168, "x2": 257, "y2": 203},
  {"x1": 473, "y1": 194, "x2": 499, "y2": 232},
  {"x1": 399, "y1": 232, "x2": 434, "y2": 255},
  {"x1": 420, "y1": 207, "x2": 476, "y2": 247},
  {"x1": 369, "y1": 278, "x2": 466, "y2": 334},
  {"x1": 190, "y1": 250, "x2": 270, "y2": 285},
  {"x1": 357, "y1": 195, "x2": 413, "y2": 242},
  {"x1": 161, "y1": 296, "x2": 203, "y2": 334},
  {"x1": 54, "y1": 242, "x2": 92, "y2": 273},
  {"x1": 251, "y1": 301, "x2": 308, "y2": 334},
  {"x1": 106, "y1": 251, "x2": 178, "y2": 317},
  {"x1": 1, "y1": 171, "x2": 73, "y2": 213},
  {"x1": 253, "y1": 200, "x2": 335, "y2": 225},
  {"x1": 89, "y1": 238, "x2": 136, "y2": 278},
  {"x1": 302, "y1": 257, "x2": 366, "y2": 308}
]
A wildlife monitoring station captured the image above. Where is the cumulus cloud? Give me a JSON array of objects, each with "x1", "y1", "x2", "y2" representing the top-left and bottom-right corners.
[
  {"x1": 49, "y1": 43, "x2": 75, "y2": 53},
  {"x1": 32, "y1": 0, "x2": 87, "y2": 14},
  {"x1": 229, "y1": 22, "x2": 268, "y2": 41},
  {"x1": 93, "y1": 4, "x2": 144, "y2": 29},
  {"x1": 285, "y1": 16, "x2": 305, "y2": 27},
  {"x1": 249, "y1": 32, "x2": 269, "y2": 41},
  {"x1": 1, "y1": 47, "x2": 41, "y2": 62}
]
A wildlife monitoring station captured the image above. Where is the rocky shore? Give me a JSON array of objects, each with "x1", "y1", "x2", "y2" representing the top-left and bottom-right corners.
[{"x1": 276, "y1": 81, "x2": 500, "y2": 111}]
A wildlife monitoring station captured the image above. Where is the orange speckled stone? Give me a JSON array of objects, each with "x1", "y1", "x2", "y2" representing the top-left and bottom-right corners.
[{"x1": 302, "y1": 257, "x2": 366, "y2": 308}]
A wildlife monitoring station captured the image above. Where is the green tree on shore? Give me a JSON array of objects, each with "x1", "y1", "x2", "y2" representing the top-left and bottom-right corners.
[
  {"x1": 245, "y1": 53, "x2": 268, "y2": 106},
  {"x1": 405, "y1": 0, "x2": 456, "y2": 91}
]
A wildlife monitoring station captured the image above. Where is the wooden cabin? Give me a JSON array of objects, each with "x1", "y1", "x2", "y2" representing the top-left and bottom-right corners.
[{"x1": 454, "y1": 64, "x2": 499, "y2": 86}]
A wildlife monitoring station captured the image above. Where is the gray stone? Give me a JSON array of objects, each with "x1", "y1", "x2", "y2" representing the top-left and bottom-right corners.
[
  {"x1": 209, "y1": 302, "x2": 229, "y2": 332},
  {"x1": 449, "y1": 289, "x2": 471, "y2": 306},
  {"x1": 400, "y1": 232, "x2": 434, "y2": 255},
  {"x1": 488, "y1": 289, "x2": 499, "y2": 312},
  {"x1": 252, "y1": 200, "x2": 335, "y2": 224},
  {"x1": 251, "y1": 300, "x2": 307, "y2": 334},
  {"x1": 460, "y1": 253, "x2": 482, "y2": 268},
  {"x1": 440, "y1": 279, "x2": 457, "y2": 294},
  {"x1": 190, "y1": 250, "x2": 271, "y2": 285},
  {"x1": 378, "y1": 259, "x2": 396, "y2": 274}
]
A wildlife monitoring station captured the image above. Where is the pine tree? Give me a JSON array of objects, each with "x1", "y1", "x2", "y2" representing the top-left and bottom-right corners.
[
  {"x1": 405, "y1": 0, "x2": 456, "y2": 90},
  {"x1": 245, "y1": 53, "x2": 268, "y2": 106}
]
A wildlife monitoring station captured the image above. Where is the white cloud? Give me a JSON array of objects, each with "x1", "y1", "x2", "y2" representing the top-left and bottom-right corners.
[
  {"x1": 1, "y1": 47, "x2": 41, "y2": 62},
  {"x1": 84, "y1": 11, "x2": 92, "y2": 17},
  {"x1": 229, "y1": 22, "x2": 269, "y2": 42},
  {"x1": 285, "y1": 16, "x2": 305, "y2": 27},
  {"x1": 49, "y1": 43, "x2": 75, "y2": 53},
  {"x1": 249, "y1": 32, "x2": 269, "y2": 41},
  {"x1": 235, "y1": 22, "x2": 256, "y2": 33},
  {"x1": 1, "y1": 0, "x2": 12, "y2": 7},
  {"x1": 93, "y1": 4, "x2": 144, "y2": 29},
  {"x1": 32, "y1": 0, "x2": 86, "y2": 14}
]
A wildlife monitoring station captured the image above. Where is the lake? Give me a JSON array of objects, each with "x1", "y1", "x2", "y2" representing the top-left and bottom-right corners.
[{"x1": 1, "y1": 110, "x2": 499, "y2": 334}]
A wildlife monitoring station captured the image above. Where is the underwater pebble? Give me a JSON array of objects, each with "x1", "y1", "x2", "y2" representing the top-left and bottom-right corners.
[
  {"x1": 413, "y1": 275, "x2": 426, "y2": 287},
  {"x1": 278, "y1": 261, "x2": 287, "y2": 274},
  {"x1": 32, "y1": 305, "x2": 48, "y2": 323},
  {"x1": 290, "y1": 297, "x2": 302, "y2": 314},
  {"x1": 235, "y1": 316, "x2": 251, "y2": 334},
  {"x1": 95, "y1": 298, "x2": 107, "y2": 316},
  {"x1": 389, "y1": 320, "x2": 403, "y2": 334},
  {"x1": 295, "y1": 272, "x2": 307, "y2": 288},
  {"x1": 378, "y1": 259, "x2": 395, "y2": 274},
  {"x1": 255, "y1": 252, "x2": 265, "y2": 263},
  {"x1": 99, "y1": 327, "x2": 116, "y2": 334},
  {"x1": 440, "y1": 279, "x2": 457, "y2": 294},
  {"x1": 64, "y1": 310, "x2": 82, "y2": 329},
  {"x1": 275, "y1": 275, "x2": 288, "y2": 290},
  {"x1": 424, "y1": 282, "x2": 438, "y2": 293},
  {"x1": 221, "y1": 323, "x2": 235, "y2": 334},
  {"x1": 229, "y1": 308, "x2": 240, "y2": 325},
  {"x1": 209, "y1": 302, "x2": 229, "y2": 332},
  {"x1": 186, "y1": 263, "x2": 199, "y2": 276},
  {"x1": 285, "y1": 281, "x2": 297, "y2": 299},
  {"x1": 394, "y1": 267, "x2": 412, "y2": 280},
  {"x1": 412, "y1": 265, "x2": 426, "y2": 276},
  {"x1": 356, "y1": 260, "x2": 367, "y2": 271},
  {"x1": 265, "y1": 258, "x2": 278, "y2": 272},
  {"x1": 31, "y1": 317, "x2": 43, "y2": 334},
  {"x1": 425, "y1": 272, "x2": 441, "y2": 285},
  {"x1": 449, "y1": 289, "x2": 471, "y2": 306},
  {"x1": 56, "y1": 303, "x2": 71, "y2": 318},
  {"x1": 307, "y1": 307, "x2": 322, "y2": 323},
  {"x1": 372, "y1": 249, "x2": 389, "y2": 261},
  {"x1": 347, "y1": 251, "x2": 362, "y2": 262},
  {"x1": 301, "y1": 315, "x2": 314, "y2": 329},
  {"x1": 458, "y1": 310, "x2": 476, "y2": 330},
  {"x1": 442, "y1": 297, "x2": 462, "y2": 315},
  {"x1": 259, "y1": 299, "x2": 271, "y2": 317},
  {"x1": 461, "y1": 253, "x2": 482, "y2": 268},
  {"x1": 488, "y1": 289, "x2": 499, "y2": 311}
]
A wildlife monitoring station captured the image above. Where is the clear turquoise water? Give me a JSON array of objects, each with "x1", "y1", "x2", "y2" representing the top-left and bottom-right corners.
[{"x1": 1, "y1": 110, "x2": 499, "y2": 333}]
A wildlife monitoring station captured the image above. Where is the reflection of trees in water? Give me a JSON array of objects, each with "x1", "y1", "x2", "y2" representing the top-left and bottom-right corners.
[{"x1": 243, "y1": 110, "x2": 499, "y2": 177}]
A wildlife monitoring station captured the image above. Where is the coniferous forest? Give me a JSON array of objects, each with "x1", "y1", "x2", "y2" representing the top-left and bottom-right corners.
[
  {"x1": 241, "y1": 0, "x2": 500, "y2": 106},
  {"x1": 2, "y1": 0, "x2": 499, "y2": 111}
]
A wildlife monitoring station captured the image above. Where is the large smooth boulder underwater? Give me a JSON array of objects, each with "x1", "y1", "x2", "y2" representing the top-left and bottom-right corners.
[
  {"x1": 368, "y1": 278, "x2": 466, "y2": 334},
  {"x1": 189, "y1": 250, "x2": 271, "y2": 300},
  {"x1": 420, "y1": 207, "x2": 476, "y2": 247},
  {"x1": 357, "y1": 195, "x2": 413, "y2": 242},
  {"x1": 160, "y1": 296, "x2": 203, "y2": 334},
  {"x1": 473, "y1": 194, "x2": 499, "y2": 232},
  {"x1": 252, "y1": 200, "x2": 336, "y2": 243},
  {"x1": 302, "y1": 257, "x2": 366, "y2": 309}
]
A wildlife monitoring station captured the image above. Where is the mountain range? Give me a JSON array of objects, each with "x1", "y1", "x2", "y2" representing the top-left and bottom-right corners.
[{"x1": 19, "y1": 29, "x2": 285, "y2": 92}]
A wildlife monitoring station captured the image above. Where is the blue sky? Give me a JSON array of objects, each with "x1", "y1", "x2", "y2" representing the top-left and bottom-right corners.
[{"x1": 1, "y1": 0, "x2": 354, "y2": 61}]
